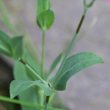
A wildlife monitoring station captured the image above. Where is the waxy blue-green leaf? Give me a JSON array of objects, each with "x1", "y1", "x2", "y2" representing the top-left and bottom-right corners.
[
  {"x1": 0, "y1": 30, "x2": 12, "y2": 56},
  {"x1": 37, "y1": 10, "x2": 55, "y2": 30},
  {"x1": 49, "y1": 53, "x2": 64, "y2": 74},
  {"x1": 10, "y1": 80, "x2": 52, "y2": 98},
  {"x1": 22, "y1": 50, "x2": 41, "y2": 80},
  {"x1": 53, "y1": 52, "x2": 103, "y2": 90},
  {"x1": 14, "y1": 61, "x2": 38, "y2": 110},
  {"x1": 36, "y1": 0, "x2": 50, "y2": 17},
  {"x1": 11, "y1": 36, "x2": 23, "y2": 59}
]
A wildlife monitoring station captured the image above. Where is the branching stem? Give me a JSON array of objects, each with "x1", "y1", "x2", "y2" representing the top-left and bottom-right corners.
[{"x1": 52, "y1": 0, "x2": 96, "y2": 86}]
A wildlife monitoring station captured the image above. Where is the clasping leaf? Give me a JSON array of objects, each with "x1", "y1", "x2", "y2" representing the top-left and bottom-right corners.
[
  {"x1": 53, "y1": 52, "x2": 103, "y2": 90},
  {"x1": 10, "y1": 80, "x2": 52, "y2": 99}
]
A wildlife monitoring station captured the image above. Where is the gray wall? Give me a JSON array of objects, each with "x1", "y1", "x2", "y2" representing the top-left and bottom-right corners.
[{"x1": 1, "y1": 0, "x2": 110, "y2": 110}]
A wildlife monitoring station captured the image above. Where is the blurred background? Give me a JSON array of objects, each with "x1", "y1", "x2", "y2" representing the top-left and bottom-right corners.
[{"x1": 0, "y1": 0, "x2": 110, "y2": 110}]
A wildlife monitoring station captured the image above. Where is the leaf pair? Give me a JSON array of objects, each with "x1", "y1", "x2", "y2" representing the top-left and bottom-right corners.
[
  {"x1": 51, "y1": 52, "x2": 103, "y2": 90},
  {"x1": 10, "y1": 80, "x2": 52, "y2": 99},
  {"x1": 0, "y1": 30, "x2": 23, "y2": 59},
  {"x1": 36, "y1": 0, "x2": 55, "y2": 30},
  {"x1": 11, "y1": 53, "x2": 53, "y2": 99},
  {"x1": 13, "y1": 61, "x2": 39, "y2": 110}
]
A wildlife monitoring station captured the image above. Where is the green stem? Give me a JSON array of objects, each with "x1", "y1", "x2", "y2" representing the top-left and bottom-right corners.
[
  {"x1": 40, "y1": 31, "x2": 46, "y2": 110},
  {"x1": 0, "y1": 96, "x2": 37, "y2": 108},
  {"x1": 0, "y1": 96, "x2": 63, "y2": 110},
  {"x1": 19, "y1": 58, "x2": 47, "y2": 85},
  {"x1": 19, "y1": 58, "x2": 50, "y2": 110},
  {"x1": 52, "y1": 0, "x2": 97, "y2": 86},
  {"x1": 45, "y1": 96, "x2": 50, "y2": 110},
  {"x1": 38, "y1": 89, "x2": 44, "y2": 110},
  {"x1": 65, "y1": 9, "x2": 87, "y2": 56},
  {"x1": 52, "y1": 8, "x2": 88, "y2": 86},
  {"x1": 41, "y1": 31, "x2": 46, "y2": 78}
]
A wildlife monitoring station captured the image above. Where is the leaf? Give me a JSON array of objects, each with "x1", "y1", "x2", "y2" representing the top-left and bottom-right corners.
[
  {"x1": 11, "y1": 36, "x2": 23, "y2": 59},
  {"x1": 0, "y1": 30, "x2": 12, "y2": 56},
  {"x1": 37, "y1": 9, "x2": 55, "y2": 30},
  {"x1": 22, "y1": 50, "x2": 41, "y2": 80},
  {"x1": 0, "y1": 31, "x2": 23, "y2": 59},
  {"x1": 36, "y1": 0, "x2": 50, "y2": 17},
  {"x1": 53, "y1": 52, "x2": 103, "y2": 90},
  {"x1": 10, "y1": 80, "x2": 52, "y2": 98},
  {"x1": 0, "y1": 45, "x2": 11, "y2": 56},
  {"x1": 13, "y1": 61, "x2": 38, "y2": 110},
  {"x1": 49, "y1": 53, "x2": 64, "y2": 74}
]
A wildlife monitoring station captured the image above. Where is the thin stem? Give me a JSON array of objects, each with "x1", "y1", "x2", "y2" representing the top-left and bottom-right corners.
[
  {"x1": 52, "y1": 9, "x2": 88, "y2": 86},
  {"x1": 0, "y1": 96, "x2": 63, "y2": 110},
  {"x1": 41, "y1": 31, "x2": 46, "y2": 78},
  {"x1": 0, "y1": 96, "x2": 37, "y2": 108},
  {"x1": 52, "y1": 0, "x2": 97, "y2": 86},
  {"x1": 19, "y1": 58, "x2": 50, "y2": 110},
  {"x1": 40, "y1": 31, "x2": 46, "y2": 110},
  {"x1": 19, "y1": 58, "x2": 47, "y2": 85},
  {"x1": 63, "y1": 6, "x2": 88, "y2": 58}
]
